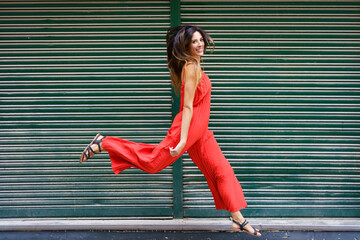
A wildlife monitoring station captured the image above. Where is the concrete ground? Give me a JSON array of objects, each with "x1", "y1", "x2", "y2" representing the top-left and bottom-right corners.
[
  {"x1": 0, "y1": 230, "x2": 359, "y2": 240},
  {"x1": 0, "y1": 218, "x2": 359, "y2": 240}
]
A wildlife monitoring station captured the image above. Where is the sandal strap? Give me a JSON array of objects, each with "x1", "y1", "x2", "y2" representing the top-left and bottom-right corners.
[
  {"x1": 88, "y1": 145, "x2": 97, "y2": 154},
  {"x1": 80, "y1": 134, "x2": 105, "y2": 163},
  {"x1": 232, "y1": 218, "x2": 259, "y2": 236},
  {"x1": 83, "y1": 146, "x2": 90, "y2": 161},
  {"x1": 232, "y1": 219, "x2": 248, "y2": 231},
  {"x1": 93, "y1": 138, "x2": 103, "y2": 153},
  {"x1": 84, "y1": 144, "x2": 96, "y2": 161},
  {"x1": 252, "y1": 226, "x2": 258, "y2": 236}
]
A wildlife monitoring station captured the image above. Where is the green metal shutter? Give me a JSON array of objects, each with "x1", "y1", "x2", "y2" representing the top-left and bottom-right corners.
[
  {"x1": 0, "y1": 1, "x2": 174, "y2": 218},
  {"x1": 181, "y1": 0, "x2": 360, "y2": 218}
]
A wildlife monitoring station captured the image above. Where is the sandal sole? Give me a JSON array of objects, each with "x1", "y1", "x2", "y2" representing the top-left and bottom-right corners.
[{"x1": 231, "y1": 225, "x2": 261, "y2": 237}]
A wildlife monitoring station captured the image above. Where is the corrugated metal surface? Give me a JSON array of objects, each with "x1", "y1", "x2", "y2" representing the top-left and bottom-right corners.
[
  {"x1": 181, "y1": 0, "x2": 360, "y2": 218},
  {"x1": 0, "y1": 1, "x2": 174, "y2": 218}
]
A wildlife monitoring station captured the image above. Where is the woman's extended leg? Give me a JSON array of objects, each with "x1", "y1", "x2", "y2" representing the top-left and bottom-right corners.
[
  {"x1": 101, "y1": 135, "x2": 178, "y2": 174},
  {"x1": 80, "y1": 127, "x2": 193, "y2": 175},
  {"x1": 80, "y1": 132, "x2": 181, "y2": 174}
]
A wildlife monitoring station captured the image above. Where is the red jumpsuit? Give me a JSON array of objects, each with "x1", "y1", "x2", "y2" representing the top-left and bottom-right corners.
[{"x1": 102, "y1": 69, "x2": 248, "y2": 212}]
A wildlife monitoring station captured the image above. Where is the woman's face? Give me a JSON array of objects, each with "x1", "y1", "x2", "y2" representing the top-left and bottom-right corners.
[{"x1": 189, "y1": 31, "x2": 204, "y2": 59}]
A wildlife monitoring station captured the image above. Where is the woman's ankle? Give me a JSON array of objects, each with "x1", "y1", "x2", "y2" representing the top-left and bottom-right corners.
[{"x1": 230, "y1": 211, "x2": 245, "y2": 223}]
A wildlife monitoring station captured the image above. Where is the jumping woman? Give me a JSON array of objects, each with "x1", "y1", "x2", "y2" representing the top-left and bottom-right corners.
[{"x1": 80, "y1": 25, "x2": 261, "y2": 237}]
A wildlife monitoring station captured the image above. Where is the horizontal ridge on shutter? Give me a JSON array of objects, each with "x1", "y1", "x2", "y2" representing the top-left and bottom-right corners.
[
  {"x1": 181, "y1": 0, "x2": 360, "y2": 218},
  {"x1": 0, "y1": 0, "x2": 174, "y2": 218}
]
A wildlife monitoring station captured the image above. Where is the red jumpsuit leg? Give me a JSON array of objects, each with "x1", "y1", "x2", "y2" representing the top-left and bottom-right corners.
[
  {"x1": 187, "y1": 129, "x2": 248, "y2": 212},
  {"x1": 102, "y1": 137, "x2": 171, "y2": 174},
  {"x1": 101, "y1": 113, "x2": 205, "y2": 175},
  {"x1": 102, "y1": 130, "x2": 182, "y2": 175}
]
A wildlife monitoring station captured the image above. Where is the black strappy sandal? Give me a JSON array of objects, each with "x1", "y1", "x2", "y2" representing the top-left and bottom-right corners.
[
  {"x1": 232, "y1": 218, "x2": 261, "y2": 237},
  {"x1": 80, "y1": 133, "x2": 104, "y2": 163}
]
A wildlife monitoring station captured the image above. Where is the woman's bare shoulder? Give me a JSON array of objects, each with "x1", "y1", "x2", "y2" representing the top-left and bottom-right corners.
[{"x1": 183, "y1": 61, "x2": 197, "y2": 74}]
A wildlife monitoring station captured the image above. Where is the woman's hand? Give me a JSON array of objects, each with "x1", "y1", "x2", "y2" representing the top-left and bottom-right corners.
[{"x1": 169, "y1": 140, "x2": 186, "y2": 157}]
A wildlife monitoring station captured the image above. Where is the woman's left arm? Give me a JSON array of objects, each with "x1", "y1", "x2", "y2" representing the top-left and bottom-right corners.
[{"x1": 169, "y1": 63, "x2": 197, "y2": 157}]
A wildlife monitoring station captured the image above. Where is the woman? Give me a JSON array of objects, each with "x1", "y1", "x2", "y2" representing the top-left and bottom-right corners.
[{"x1": 80, "y1": 25, "x2": 261, "y2": 237}]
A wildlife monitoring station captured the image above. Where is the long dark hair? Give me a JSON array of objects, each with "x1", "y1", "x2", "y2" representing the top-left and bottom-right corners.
[{"x1": 166, "y1": 25, "x2": 215, "y2": 94}]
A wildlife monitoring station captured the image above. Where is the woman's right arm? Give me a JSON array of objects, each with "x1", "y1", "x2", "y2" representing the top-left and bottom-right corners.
[{"x1": 169, "y1": 63, "x2": 198, "y2": 157}]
